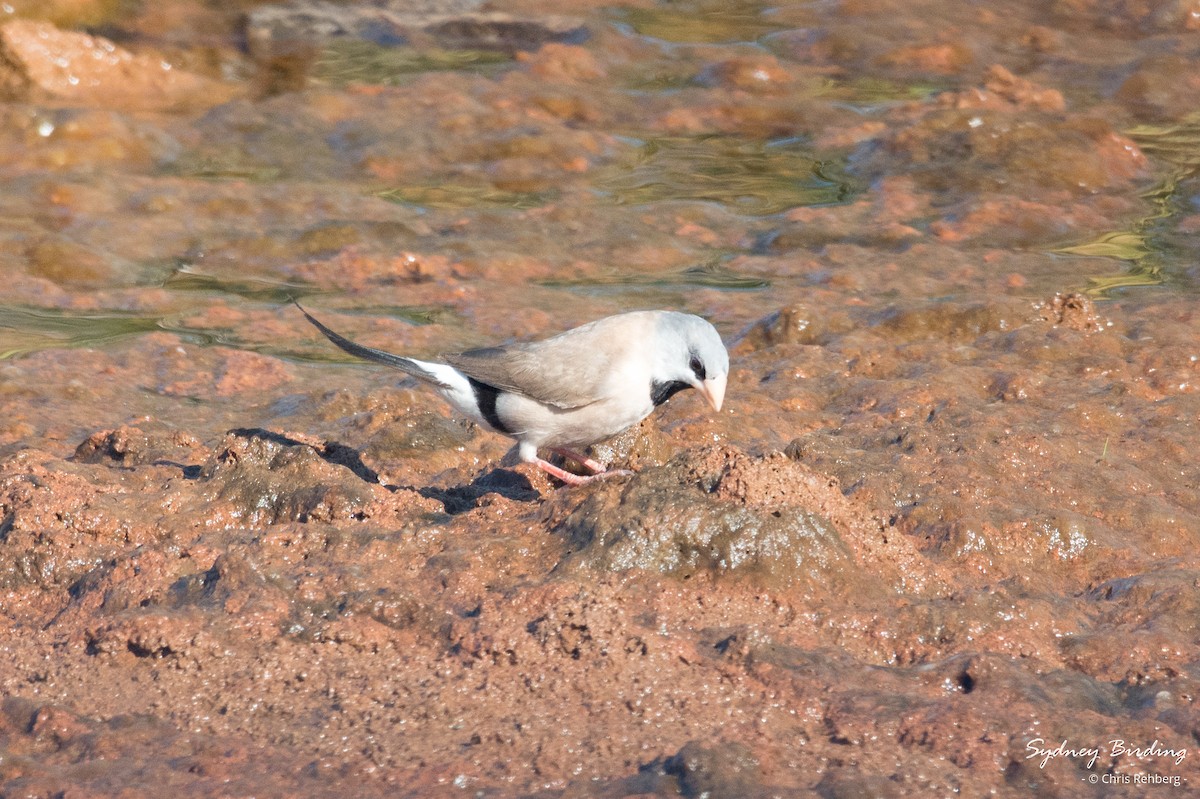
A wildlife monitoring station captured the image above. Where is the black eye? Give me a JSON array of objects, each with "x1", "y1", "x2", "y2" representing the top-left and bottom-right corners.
[{"x1": 689, "y1": 354, "x2": 706, "y2": 380}]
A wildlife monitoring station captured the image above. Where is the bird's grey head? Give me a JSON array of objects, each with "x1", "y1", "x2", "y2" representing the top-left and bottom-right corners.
[{"x1": 652, "y1": 312, "x2": 729, "y2": 412}]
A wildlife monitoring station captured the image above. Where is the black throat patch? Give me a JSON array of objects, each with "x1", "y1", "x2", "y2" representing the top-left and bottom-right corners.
[
  {"x1": 650, "y1": 379, "x2": 692, "y2": 407},
  {"x1": 468, "y1": 378, "x2": 512, "y2": 434}
]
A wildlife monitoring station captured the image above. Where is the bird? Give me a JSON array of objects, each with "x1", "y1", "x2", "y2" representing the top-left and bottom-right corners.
[{"x1": 295, "y1": 302, "x2": 728, "y2": 485}]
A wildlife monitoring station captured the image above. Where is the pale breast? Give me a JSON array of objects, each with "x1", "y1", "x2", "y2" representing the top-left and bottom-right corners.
[{"x1": 494, "y1": 390, "x2": 655, "y2": 449}]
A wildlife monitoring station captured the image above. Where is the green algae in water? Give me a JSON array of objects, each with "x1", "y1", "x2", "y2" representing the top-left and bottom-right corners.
[
  {"x1": 1126, "y1": 113, "x2": 1200, "y2": 168},
  {"x1": 0, "y1": 290, "x2": 451, "y2": 360},
  {"x1": 378, "y1": 183, "x2": 556, "y2": 210},
  {"x1": 313, "y1": 39, "x2": 511, "y2": 85},
  {"x1": 164, "y1": 266, "x2": 313, "y2": 304},
  {"x1": 1055, "y1": 231, "x2": 1151, "y2": 262},
  {"x1": 593, "y1": 135, "x2": 856, "y2": 216},
  {"x1": 0, "y1": 305, "x2": 296, "y2": 360},
  {"x1": 378, "y1": 137, "x2": 854, "y2": 215},
  {"x1": 610, "y1": 0, "x2": 785, "y2": 44},
  {"x1": 1053, "y1": 116, "x2": 1200, "y2": 295},
  {"x1": 817, "y1": 76, "x2": 947, "y2": 106},
  {"x1": 0, "y1": 303, "x2": 291, "y2": 361},
  {"x1": 166, "y1": 153, "x2": 283, "y2": 182},
  {"x1": 538, "y1": 260, "x2": 767, "y2": 295},
  {"x1": 295, "y1": 303, "x2": 452, "y2": 327},
  {"x1": 0, "y1": 307, "x2": 170, "y2": 360}
]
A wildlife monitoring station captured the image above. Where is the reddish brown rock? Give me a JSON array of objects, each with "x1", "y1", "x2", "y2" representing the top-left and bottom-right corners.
[
  {"x1": 984, "y1": 64, "x2": 1065, "y2": 110},
  {"x1": 877, "y1": 42, "x2": 974, "y2": 75},
  {"x1": 0, "y1": 19, "x2": 234, "y2": 109},
  {"x1": 697, "y1": 55, "x2": 797, "y2": 94},
  {"x1": 1116, "y1": 53, "x2": 1200, "y2": 120}
]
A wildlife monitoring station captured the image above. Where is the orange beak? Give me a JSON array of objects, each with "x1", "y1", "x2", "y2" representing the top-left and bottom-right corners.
[{"x1": 698, "y1": 373, "x2": 726, "y2": 412}]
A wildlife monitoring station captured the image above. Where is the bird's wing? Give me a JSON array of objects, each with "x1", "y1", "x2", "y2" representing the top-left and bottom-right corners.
[
  {"x1": 443, "y1": 314, "x2": 658, "y2": 409},
  {"x1": 443, "y1": 345, "x2": 614, "y2": 409},
  {"x1": 296, "y1": 302, "x2": 452, "y2": 389}
]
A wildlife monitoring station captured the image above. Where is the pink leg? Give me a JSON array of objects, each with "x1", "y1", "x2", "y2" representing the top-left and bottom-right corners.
[
  {"x1": 550, "y1": 447, "x2": 607, "y2": 474},
  {"x1": 534, "y1": 458, "x2": 632, "y2": 487}
]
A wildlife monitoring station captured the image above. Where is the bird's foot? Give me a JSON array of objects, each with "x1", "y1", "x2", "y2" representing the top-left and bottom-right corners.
[
  {"x1": 549, "y1": 447, "x2": 607, "y2": 475},
  {"x1": 535, "y1": 458, "x2": 631, "y2": 486}
]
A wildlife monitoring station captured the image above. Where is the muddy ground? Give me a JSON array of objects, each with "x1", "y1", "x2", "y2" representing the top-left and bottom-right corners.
[{"x1": 1, "y1": 0, "x2": 1199, "y2": 796}]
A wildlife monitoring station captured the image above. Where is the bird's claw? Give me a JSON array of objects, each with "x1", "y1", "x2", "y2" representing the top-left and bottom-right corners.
[
  {"x1": 550, "y1": 447, "x2": 607, "y2": 475},
  {"x1": 534, "y1": 458, "x2": 632, "y2": 487}
]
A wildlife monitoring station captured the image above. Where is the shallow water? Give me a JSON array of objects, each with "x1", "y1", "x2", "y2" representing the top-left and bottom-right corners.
[{"x1": 0, "y1": 0, "x2": 1199, "y2": 796}]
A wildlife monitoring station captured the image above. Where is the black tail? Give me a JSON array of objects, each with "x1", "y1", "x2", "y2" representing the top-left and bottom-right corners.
[{"x1": 294, "y1": 301, "x2": 450, "y2": 388}]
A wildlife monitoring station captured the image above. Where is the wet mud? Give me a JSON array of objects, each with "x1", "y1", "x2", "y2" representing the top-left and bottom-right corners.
[{"x1": 2, "y1": 0, "x2": 1200, "y2": 796}]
